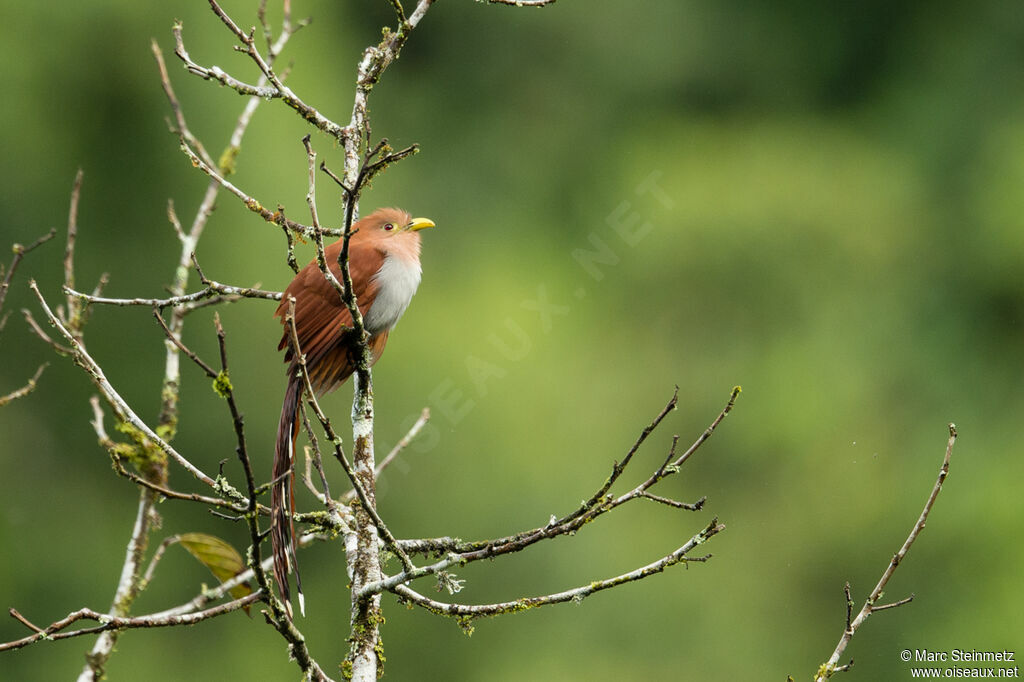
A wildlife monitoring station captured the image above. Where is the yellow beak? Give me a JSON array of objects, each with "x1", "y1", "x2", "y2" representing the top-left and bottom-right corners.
[{"x1": 407, "y1": 217, "x2": 435, "y2": 232}]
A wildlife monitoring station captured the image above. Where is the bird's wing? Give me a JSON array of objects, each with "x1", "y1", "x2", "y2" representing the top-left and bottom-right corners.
[{"x1": 276, "y1": 239, "x2": 385, "y2": 393}]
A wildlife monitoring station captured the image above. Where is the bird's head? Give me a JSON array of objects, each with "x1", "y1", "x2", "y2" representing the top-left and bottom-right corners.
[{"x1": 353, "y1": 207, "x2": 435, "y2": 250}]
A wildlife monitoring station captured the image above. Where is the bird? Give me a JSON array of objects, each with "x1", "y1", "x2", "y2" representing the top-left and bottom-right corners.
[{"x1": 272, "y1": 207, "x2": 435, "y2": 618}]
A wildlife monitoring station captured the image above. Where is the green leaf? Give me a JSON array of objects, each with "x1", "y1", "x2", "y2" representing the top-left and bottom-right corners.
[{"x1": 178, "y1": 532, "x2": 253, "y2": 614}]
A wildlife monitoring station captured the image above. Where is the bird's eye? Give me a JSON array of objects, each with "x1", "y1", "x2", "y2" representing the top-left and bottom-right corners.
[{"x1": 383, "y1": 223, "x2": 394, "y2": 231}]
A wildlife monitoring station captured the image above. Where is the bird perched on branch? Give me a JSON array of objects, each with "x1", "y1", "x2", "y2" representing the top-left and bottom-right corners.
[{"x1": 272, "y1": 207, "x2": 435, "y2": 617}]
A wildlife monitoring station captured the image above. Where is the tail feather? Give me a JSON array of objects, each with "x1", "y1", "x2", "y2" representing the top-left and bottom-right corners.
[{"x1": 272, "y1": 375, "x2": 304, "y2": 618}]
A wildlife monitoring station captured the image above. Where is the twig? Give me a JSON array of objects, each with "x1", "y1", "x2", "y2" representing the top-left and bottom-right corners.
[
  {"x1": 362, "y1": 388, "x2": 739, "y2": 598},
  {"x1": 0, "y1": 364, "x2": 47, "y2": 407},
  {"x1": 204, "y1": 307, "x2": 330, "y2": 681},
  {"x1": 338, "y1": 406, "x2": 431, "y2": 504},
  {"x1": 0, "y1": 228, "x2": 56, "y2": 323},
  {"x1": 119, "y1": 528, "x2": 327, "y2": 624},
  {"x1": 89, "y1": 396, "x2": 248, "y2": 509},
  {"x1": 575, "y1": 386, "x2": 679, "y2": 517},
  {"x1": 485, "y1": 0, "x2": 556, "y2": 5},
  {"x1": 141, "y1": 535, "x2": 182, "y2": 587},
  {"x1": 375, "y1": 407, "x2": 431, "y2": 479},
  {"x1": 8, "y1": 609, "x2": 44, "y2": 635},
  {"x1": 75, "y1": 488, "x2": 162, "y2": 682},
  {"x1": 1, "y1": 593, "x2": 262, "y2": 653},
  {"x1": 152, "y1": 309, "x2": 218, "y2": 377},
  {"x1": 63, "y1": 281, "x2": 280, "y2": 309},
  {"x1": 212, "y1": 312, "x2": 261, "y2": 519},
  {"x1": 152, "y1": 41, "x2": 215, "y2": 170},
  {"x1": 812, "y1": 424, "x2": 959, "y2": 681},
  {"x1": 29, "y1": 281, "x2": 220, "y2": 489},
  {"x1": 641, "y1": 491, "x2": 706, "y2": 511},
  {"x1": 20, "y1": 308, "x2": 73, "y2": 355},
  {"x1": 166, "y1": 199, "x2": 186, "y2": 242},
  {"x1": 174, "y1": 3, "x2": 342, "y2": 141},
  {"x1": 322, "y1": 141, "x2": 419, "y2": 198},
  {"x1": 387, "y1": 0, "x2": 407, "y2": 24},
  {"x1": 177, "y1": 133, "x2": 324, "y2": 238},
  {"x1": 392, "y1": 518, "x2": 722, "y2": 631},
  {"x1": 299, "y1": 407, "x2": 333, "y2": 502},
  {"x1": 302, "y1": 135, "x2": 322, "y2": 232},
  {"x1": 1, "y1": 228, "x2": 58, "y2": 405},
  {"x1": 61, "y1": 169, "x2": 84, "y2": 333}
]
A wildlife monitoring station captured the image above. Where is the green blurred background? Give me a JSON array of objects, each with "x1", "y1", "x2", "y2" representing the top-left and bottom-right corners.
[{"x1": 2, "y1": 1, "x2": 1022, "y2": 679}]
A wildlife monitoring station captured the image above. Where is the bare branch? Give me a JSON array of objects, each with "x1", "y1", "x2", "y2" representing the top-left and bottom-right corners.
[
  {"x1": 177, "y1": 133, "x2": 325, "y2": 238},
  {"x1": 151, "y1": 310, "x2": 217, "y2": 377},
  {"x1": 141, "y1": 535, "x2": 182, "y2": 587},
  {"x1": 174, "y1": 3, "x2": 346, "y2": 141},
  {"x1": 165, "y1": 200, "x2": 187, "y2": 244},
  {"x1": 392, "y1": 518, "x2": 722, "y2": 631},
  {"x1": 209, "y1": 292, "x2": 331, "y2": 682},
  {"x1": 63, "y1": 280, "x2": 281, "y2": 309},
  {"x1": 363, "y1": 388, "x2": 739, "y2": 598},
  {"x1": 74, "y1": 28, "x2": 304, "y2": 672},
  {"x1": 812, "y1": 424, "x2": 959, "y2": 681},
  {"x1": 302, "y1": 135, "x2": 323, "y2": 232},
  {"x1": 89, "y1": 396, "x2": 249, "y2": 512},
  {"x1": 29, "y1": 281, "x2": 221, "y2": 489},
  {"x1": 871, "y1": 594, "x2": 915, "y2": 612},
  {"x1": 61, "y1": 169, "x2": 84, "y2": 330},
  {"x1": 641, "y1": 491, "x2": 706, "y2": 512},
  {"x1": 75, "y1": 488, "x2": 161, "y2": 681},
  {"x1": 152, "y1": 41, "x2": 216, "y2": 170},
  {"x1": 1, "y1": 228, "x2": 58, "y2": 408},
  {"x1": 8, "y1": 609, "x2": 44, "y2": 635},
  {"x1": 1, "y1": 593, "x2": 262, "y2": 653},
  {"x1": 0, "y1": 228, "x2": 56, "y2": 324},
  {"x1": 0, "y1": 364, "x2": 47, "y2": 407},
  {"x1": 21, "y1": 307, "x2": 73, "y2": 355},
  {"x1": 576, "y1": 386, "x2": 679, "y2": 515},
  {"x1": 375, "y1": 407, "x2": 431, "y2": 480},
  {"x1": 484, "y1": 0, "x2": 556, "y2": 5}
]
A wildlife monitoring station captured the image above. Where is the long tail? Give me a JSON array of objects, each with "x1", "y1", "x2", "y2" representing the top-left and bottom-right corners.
[{"x1": 272, "y1": 375, "x2": 304, "y2": 618}]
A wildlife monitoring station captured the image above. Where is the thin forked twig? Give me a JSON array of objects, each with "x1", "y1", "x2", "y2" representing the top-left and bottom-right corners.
[
  {"x1": 485, "y1": 0, "x2": 556, "y2": 5},
  {"x1": 89, "y1": 396, "x2": 249, "y2": 513},
  {"x1": 337, "y1": 407, "x2": 431, "y2": 504},
  {"x1": 392, "y1": 517, "x2": 722, "y2": 632},
  {"x1": 362, "y1": 387, "x2": 739, "y2": 599},
  {"x1": 61, "y1": 169, "x2": 84, "y2": 329},
  {"x1": 0, "y1": 594, "x2": 261, "y2": 653},
  {"x1": 0, "y1": 227, "x2": 56, "y2": 324},
  {"x1": 29, "y1": 280, "x2": 220, "y2": 489},
  {"x1": 813, "y1": 424, "x2": 959, "y2": 681},
  {"x1": 64, "y1": 280, "x2": 280, "y2": 310},
  {"x1": 0, "y1": 364, "x2": 48, "y2": 407},
  {"x1": 174, "y1": 2, "x2": 338, "y2": 140}
]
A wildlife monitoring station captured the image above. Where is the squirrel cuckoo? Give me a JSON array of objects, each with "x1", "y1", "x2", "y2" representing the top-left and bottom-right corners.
[{"x1": 272, "y1": 207, "x2": 435, "y2": 617}]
